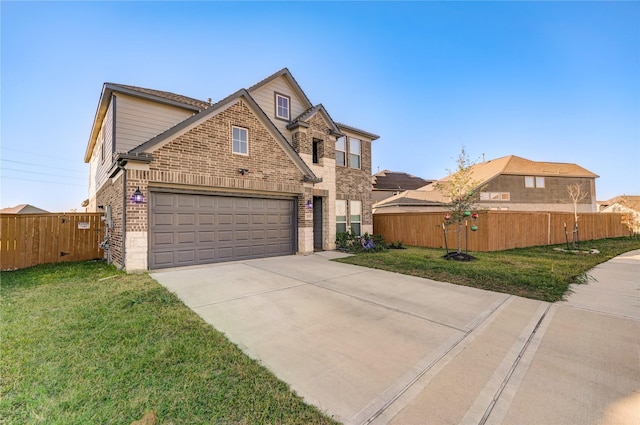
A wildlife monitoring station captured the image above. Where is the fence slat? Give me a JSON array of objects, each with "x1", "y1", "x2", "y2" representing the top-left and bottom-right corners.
[
  {"x1": 0, "y1": 213, "x2": 104, "y2": 271},
  {"x1": 374, "y1": 211, "x2": 630, "y2": 252}
]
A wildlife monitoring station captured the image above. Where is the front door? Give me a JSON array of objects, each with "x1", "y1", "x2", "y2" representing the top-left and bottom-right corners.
[{"x1": 313, "y1": 196, "x2": 323, "y2": 250}]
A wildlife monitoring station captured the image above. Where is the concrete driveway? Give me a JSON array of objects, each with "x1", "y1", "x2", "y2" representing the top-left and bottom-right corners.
[{"x1": 151, "y1": 250, "x2": 640, "y2": 425}]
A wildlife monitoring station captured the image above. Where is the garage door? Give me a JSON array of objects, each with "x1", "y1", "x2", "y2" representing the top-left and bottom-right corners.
[{"x1": 149, "y1": 192, "x2": 295, "y2": 269}]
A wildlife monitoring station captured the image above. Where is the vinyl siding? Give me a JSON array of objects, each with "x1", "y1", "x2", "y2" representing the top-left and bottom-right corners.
[
  {"x1": 89, "y1": 99, "x2": 115, "y2": 206},
  {"x1": 114, "y1": 93, "x2": 195, "y2": 153},
  {"x1": 250, "y1": 78, "x2": 307, "y2": 142}
]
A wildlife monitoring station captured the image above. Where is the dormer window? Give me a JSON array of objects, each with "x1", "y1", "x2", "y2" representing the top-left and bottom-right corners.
[{"x1": 275, "y1": 93, "x2": 290, "y2": 120}]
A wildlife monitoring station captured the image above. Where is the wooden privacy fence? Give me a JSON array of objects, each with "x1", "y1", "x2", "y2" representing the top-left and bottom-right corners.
[
  {"x1": 0, "y1": 213, "x2": 104, "y2": 271},
  {"x1": 374, "y1": 211, "x2": 630, "y2": 252}
]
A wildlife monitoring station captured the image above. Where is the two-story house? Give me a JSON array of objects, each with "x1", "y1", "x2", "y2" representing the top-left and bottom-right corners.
[
  {"x1": 374, "y1": 155, "x2": 598, "y2": 213},
  {"x1": 84, "y1": 68, "x2": 378, "y2": 271}
]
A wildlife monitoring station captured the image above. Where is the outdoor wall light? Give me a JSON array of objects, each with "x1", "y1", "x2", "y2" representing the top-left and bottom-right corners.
[
  {"x1": 132, "y1": 187, "x2": 144, "y2": 204},
  {"x1": 306, "y1": 200, "x2": 313, "y2": 209},
  {"x1": 238, "y1": 168, "x2": 249, "y2": 175}
]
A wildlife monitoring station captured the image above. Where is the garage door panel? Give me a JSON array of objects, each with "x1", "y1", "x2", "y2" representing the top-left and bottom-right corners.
[
  {"x1": 177, "y1": 214, "x2": 195, "y2": 226},
  {"x1": 219, "y1": 214, "x2": 233, "y2": 225},
  {"x1": 153, "y1": 233, "x2": 174, "y2": 246},
  {"x1": 177, "y1": 250, "x2": 196, "y2": 264},
  {"x1": 236, "y1": 214, "x2": 249, "y2": 225},
  {"x1": 153, "y1": 193, "x2": 174, "y2": 207},
  {"x1": 153, "y1": 213, "x2": 174, "y2": 226},
  {"x1": 150, "y1": 192, "x2": 295, "y2": 269},
  {"x1": 198, "y1": 248, "x2": 215, "y2": 261},
  {"x1": 153, "y1": 251, "x2": 174, "y2": 266},
  {"x1": 218, "y1": 230, "x2": 233, "y2": 242},
  {"x1": 177, "y1": 232, "x2": 195, "y2": 244},
  {"x1": 199, "y1": 231, "x2": 215, "y2": 243},
  {"x1": 218, "y1": 247, "x2": 234, "y2": 259},
  {"x1": 199, "y1": 214, "x2": 215, "y2": 225},
  {"x1": 177, "y1": 195, "x2": 196, "y2": 208}
]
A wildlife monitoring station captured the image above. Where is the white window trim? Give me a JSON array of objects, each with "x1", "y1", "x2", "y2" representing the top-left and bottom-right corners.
[
  {"x1": 336, "y1": 199, "x2": 347, "y2": 233},
  {"x1": 275, "y1": 93, "x2": 290, "y2": 121},
  {"x1": 349, "y1": 200, "x2": 362, "y2": 235},
  {"x1": 525, "y1": 176, "x2": 545, "y2": 188},
  {"x1": 349, "y1": 138, "x2": 361, "y2": 169},
  {"x1": 335, "y1": 137, "x2": 346, "y2": 167},
  {"x1": 232, "y1": 126, "x2": 248, "y2": 156}
]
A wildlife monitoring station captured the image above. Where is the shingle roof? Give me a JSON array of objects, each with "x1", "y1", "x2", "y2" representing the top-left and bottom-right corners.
[
  {"x1": 372, "y1": 170, "x2": 433, "y2": 191},
  {"x1": 106, "y1": 83, "x2": 211, "y2": 110},
  {"x1": 0, "y1": 204, "x2": 50, "y2": 214},
  {"x1": 374, "y1": 187, "x2": 449, "y2": 208},
  {"x1": 437, "y1": 155, "x2": 598, "y2": 187},
  {"x1": 336, "y1": 122, "x2": 380, "y2": 141},
  {"x1": 601, "y1": 195, "x2": 640, "y2": 212}
]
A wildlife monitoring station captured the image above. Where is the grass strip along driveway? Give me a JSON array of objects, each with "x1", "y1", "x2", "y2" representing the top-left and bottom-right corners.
[
  {"x1": 335, "y1": 237, "x2": 640, "y2": 302},
  {"x1": 1, "y1": 261, "x2": 338, "y2": 425}
]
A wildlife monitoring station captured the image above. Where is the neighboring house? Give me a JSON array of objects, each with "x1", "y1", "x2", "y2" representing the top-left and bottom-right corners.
[
  {"x1": 84, "y1": 68, "x2": 378, "y2": 271},
  {"x1": 374, "y1": 155, "x2": 598, "y2": 213},
  {"x1": 599, "y1": 195, "x2": 640, "y2": 233},
  {"x1": 371, "y1": 170, "x2": 433, "y2": 203},
  {"x1": 0, "y1": 204, "x2": 50, "y2": 214}
]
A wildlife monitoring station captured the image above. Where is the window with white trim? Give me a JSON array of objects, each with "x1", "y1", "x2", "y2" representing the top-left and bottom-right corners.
[
  {"x1": 349, "y1": 138, "x2": 361, "y2": 169},
  {"x1": 350, "y1": 200, "x2": 362, "y2": 235},
  {"x1": 275, "y1": 93, "x2": 290, "y2": 120},
  {"x1": 335, "y1": 137, "x2": 346, "y2": 166},
  {"x1": 525, "y1": 176, "x2": 545, "y2": 188},
  {"x1": 232, "y1": 126, "x2": 248, "y2": 155},
  {"x1": 336, "y1": 200, "x2": 347, "y2": 233}
]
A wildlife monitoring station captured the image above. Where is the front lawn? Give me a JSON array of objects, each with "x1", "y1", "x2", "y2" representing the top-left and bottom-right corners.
[
  {"x1": 1, "y1": 261, "x2": 338, "y2": 425},
  {"x1": 334, "y1": 237, "x2": 640, "y2": 302}
]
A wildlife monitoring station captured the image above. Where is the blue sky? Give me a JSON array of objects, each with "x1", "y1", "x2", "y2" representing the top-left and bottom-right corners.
[{"x1": 2, "y1": 1, "x2": 638, "y2": 212}]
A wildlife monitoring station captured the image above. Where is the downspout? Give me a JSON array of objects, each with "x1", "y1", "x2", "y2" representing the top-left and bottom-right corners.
[
  {"x1": 118, "y1": 161, "x2": 127, "y2": 271},
  {"x1": 113, "y1": 95, "x2": 127, "y2": 271}
]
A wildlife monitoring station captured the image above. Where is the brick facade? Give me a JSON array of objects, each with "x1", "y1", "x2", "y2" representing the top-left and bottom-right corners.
[
  {"x1": 96, "y1": 172, "x2": 124, "y2": 268},
  {"x1": 90, "y1": 70, "x2": 378, "y2": 271}
]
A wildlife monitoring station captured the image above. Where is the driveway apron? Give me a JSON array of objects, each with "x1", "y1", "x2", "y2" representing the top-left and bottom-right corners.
[{"x1": 151, "y1": 250, "x2": 640, "y2": 425}]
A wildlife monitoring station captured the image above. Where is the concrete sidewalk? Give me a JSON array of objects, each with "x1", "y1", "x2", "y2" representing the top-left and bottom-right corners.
[{"x1": 151, "y1": 250, "x2": 640, "y2": 425}]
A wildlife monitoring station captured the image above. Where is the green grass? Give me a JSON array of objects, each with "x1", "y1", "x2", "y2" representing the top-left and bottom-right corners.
[
  {"x1": 1, "y1": 261, "x2": 338, "y2": 425},
  {"x1": 335, "y1": 237, "x2": 640, "y2": 302}
]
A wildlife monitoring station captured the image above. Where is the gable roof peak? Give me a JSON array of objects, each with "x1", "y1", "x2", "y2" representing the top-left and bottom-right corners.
[{"x1": 247, "y1": 67, "x2": 313, "y2": 109}]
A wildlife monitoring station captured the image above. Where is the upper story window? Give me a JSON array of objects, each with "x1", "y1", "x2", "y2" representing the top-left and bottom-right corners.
[
  {"x1": 349, "y1": 138, "x2": 361, "y2": 169},
  {"x1": 275, "y1": 93, "x2": 290, "y2": 120},
  {"x1": 312, "y1": 139, "x2": 321, "y2": 164},
  {"x1": 525, "y1": 176, "x2": 545, "y2": 188},
  {"x1": 232, "y1": 126, "x2": 248, "y2": 155},
  {"x1": 335, "y1": 137, "x2": 346, "y2": 166}
]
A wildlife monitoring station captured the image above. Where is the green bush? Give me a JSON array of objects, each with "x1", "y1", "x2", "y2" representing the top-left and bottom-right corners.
[{"x1": 335, "y1": 231, "x2": 387, "y2": 253}]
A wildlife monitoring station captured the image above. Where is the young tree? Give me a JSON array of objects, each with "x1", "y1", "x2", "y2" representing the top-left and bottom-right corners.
[
  {"x1": 567, "y1": 183, "x2": 589, "y2": 248},
  {"x1": 435, "y1": 148, "x2": 483, "y2": 256}
]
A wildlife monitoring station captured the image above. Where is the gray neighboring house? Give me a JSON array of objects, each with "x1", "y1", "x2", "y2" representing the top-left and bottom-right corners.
[{"x1": 374, "y1": 155, "x2": 599, "y2": 213}]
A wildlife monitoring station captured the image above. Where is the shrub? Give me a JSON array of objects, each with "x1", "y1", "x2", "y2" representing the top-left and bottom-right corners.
[{"x1": 335, "y1": 231, "x2": 387, "y2": 253}]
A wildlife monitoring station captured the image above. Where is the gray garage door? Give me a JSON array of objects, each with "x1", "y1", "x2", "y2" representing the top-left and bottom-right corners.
[{"x1": 149, "y1": 192, "x2": 295, "y2": 269}]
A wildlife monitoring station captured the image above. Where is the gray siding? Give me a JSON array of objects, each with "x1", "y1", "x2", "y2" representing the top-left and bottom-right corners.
[
  {"x1": 250, "y1": 78, "x2": 307, "y2": 142},
  {"x1": 90, "y1": 98, "x2": 115, "y2": 204},
  {"x1": 114, "y1": 93, "x2": 195, "y2": 153}
]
